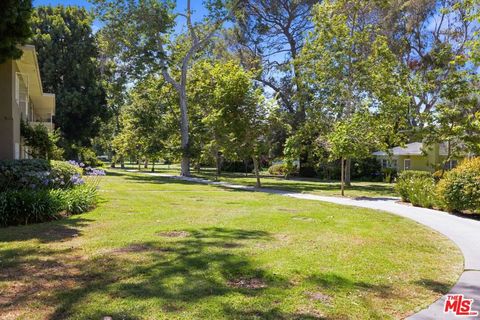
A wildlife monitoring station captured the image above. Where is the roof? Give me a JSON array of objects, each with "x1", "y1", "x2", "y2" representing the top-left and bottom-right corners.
[
  {"x1": 373, "y1": 142, "x2": 425, "y2": 156},
  {"x1": 14, "y1": 45, "x2": 55, "y2": 115},
  {"x1": 373, "y1": 142, "x2": 453, "y2": 157}
]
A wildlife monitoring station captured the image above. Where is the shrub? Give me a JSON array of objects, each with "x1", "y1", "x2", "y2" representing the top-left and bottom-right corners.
[
  {"x1": 50, "y1": 160, "x2": 83, "y2": 189},
  {"x1": 382, "y1": 168, "x2": 397, "y2": 183},
  {"x1": 437, "y1": 158, "x2": 480, "y2": 213},
  {"x1": 78, "y1": 147, "x2": 103, "y2": 167},
  {"x1": 268, "y1": 164, "x2": 289, "y2": 176},
  {"x1": 0, "y1": 159, "x2": 51, "y2": 191},
  {"x1": 0, "y1": 159, "x2": 83, "y2": 191},
  {"x1": 0, "y1": 189, "x2": 64, "y2": 226},
  {"x1": 396, "y1": 170, "x2": 434, "y2": 202},
  {"x1": 407, "y1": 177, "x2": 437, "y2": 208},
  {"x1": 63, "y1": 184, "x2": 98, "y2": 215}
]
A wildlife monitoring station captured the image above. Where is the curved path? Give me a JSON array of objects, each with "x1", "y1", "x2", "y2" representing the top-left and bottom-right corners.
[{"x1": 144, "y1": 172, "x2": 480, "y2": 319}]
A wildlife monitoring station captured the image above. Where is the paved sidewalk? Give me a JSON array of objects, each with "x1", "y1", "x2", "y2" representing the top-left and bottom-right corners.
[{"x1": 146, "y1": 173, "x2": 480, "y2": 319}]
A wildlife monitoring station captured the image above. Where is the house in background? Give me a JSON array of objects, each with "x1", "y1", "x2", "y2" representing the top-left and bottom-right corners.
[
  {"x1": 0, "y1": 45, "x2": 55, "y2": 160},
  {"x1": 372, "y1": 142, "x2": 461, "y2": 172}
]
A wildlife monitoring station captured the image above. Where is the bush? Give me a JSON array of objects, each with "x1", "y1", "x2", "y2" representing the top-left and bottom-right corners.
[
  {"x1": 268, "y1": 164, "x2": 289, "y2": 176},
  {"x1": 0, "y1": 159, "x2": 83, "y2": 191},
  {"x1": 0, "y1": 189, "x2": 64, "y2": 226},
  {"x1": 0, "y1": 159, "x2": 51, "y2": 191},
  {"x1": 396, "y1": 170, "x2": 434, "y2": 202},
  {"x1": 63, "y1": 184, "x2": 98, "y2": 215},
  {"x1": 437, "y1": 158, "x2": 480, "y2": 213},
  {"x1": 77, "y1": 147, "x2": 104, "y2": 168},
  {"x1": 407, "y1": 177, "x2": 437, "y2": 208},
  {"x1": 382, "y1": 168, "x2": 397, "y2": 183},
  {"x1": 50, "y1": 160, "x2": 83, "y2": 188}
]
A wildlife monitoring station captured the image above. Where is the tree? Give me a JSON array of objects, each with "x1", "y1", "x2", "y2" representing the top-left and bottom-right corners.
[
  {"x1": 189, "y1": 60, "x2": 257, "y2": 176},
  {"x1": 231, "y1": 0, "x2": 316, "y2": 175},
  {"x1": 299, "y1": 0, "x2": 409, "y2": 183},
  {"x1": 93, "y1": 0, "x2": 240, "y2": 176},
  {"x1": 377, "y1": 0, "x2": 479, "y2": 127},
  {"x1": 327, "y1": 113, "x2": 377, "y2": 196},
  {"x1": 113, "y1": 76, "x2": 173, "y2": 170},
  {"x1": 30, "y1": 6, "x2": 108, "y2": 153},
  {"x1": 233, "y1": 0, "x2": 314, "y2": 120},
  {"x1": 20, "y1": 120, "x2": 63, "y2": 160},
  {"x1": 0, "y1": 0, "x2": 32, "y2": 63}
]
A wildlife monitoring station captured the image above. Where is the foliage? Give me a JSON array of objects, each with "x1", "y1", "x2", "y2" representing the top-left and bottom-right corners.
[
  {"x1": 437, "y1": 157, "x2": 480, "y2": 213},
  {"x1": 0, "y1": 159, "x2": 84, "y2": 191},
  {"x1": 76, "y1": 147, "x2": 104, "y2": 168},
  {"x1": 267, "y1": 164, "x2": 289, "y2": 177},
  {"x1": 62, "y1": 184, "x2": 98, "y2": 215},
  {"x1": 0, "y1": 189, "x2": 64, "y2": 226},
  {"x1": 395, "y1": 171, "x2": 435, "y2": 203},
  {"x1": 20, "y1": 120, "x2": 63, "y2": 160},
  {"x1": 0, "y1": 0, "x2": 32, "y2": 63},
  {"x1": 407, "y1": 177, "x2": 437, "y2": 209},
  {"x1": 327, "y1": 113, "x2": 378, "y2": 162},
  {"x1": 112, "y1": 76, "x2": 173, "y2": 168},
  {"x1": 0, "y1": 159, "x2": 103, "y2": 227},
  {"x1": 31, "y1": 6, "x2": 108, "y2": 147}
]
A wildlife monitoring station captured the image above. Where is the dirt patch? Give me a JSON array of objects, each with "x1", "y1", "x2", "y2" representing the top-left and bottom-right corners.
[
  {"x1": 109, "y1": 244, "x2": 168, "y2": 254},
  {"x1": 292, "y1": 216, "x2": 315, "y2": 222},
  {"x1": 227, "y1": 278, "x2": 267, "y2": 289},
  {"x1": 162, "y1": 303, "x2": 185, "y2": 312},
  {"x1": 305, "y1": 291, "x2": 333, "y2": 305},
  {"x1": 222, "y1": 242, "x2": 242, "y2": 249},
  {"x1": 156, "y1": 231, "x2": 190, "y2": 238}
]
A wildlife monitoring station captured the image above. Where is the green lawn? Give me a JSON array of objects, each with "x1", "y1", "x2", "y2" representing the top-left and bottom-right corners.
[
  {"x1": 117, "y1": 162, "x2": 397, "y2": 198},
  {"x1": 0, "y1": 170, "x2": 462, "y2": 319}
]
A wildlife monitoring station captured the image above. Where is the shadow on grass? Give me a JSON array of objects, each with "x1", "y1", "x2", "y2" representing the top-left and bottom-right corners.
[
  {"x1": 0, "y1": 217, "x2": 92, "y2": 243},
  {"x1": 2, "y1": 227, "x2": 299, "y2": 319},
  {"x1": 414, "y1": 279, "x2": 452, "y2": 294},
  {"x1": 308, "y1": 273, "x2": 396, "y2": 299}
]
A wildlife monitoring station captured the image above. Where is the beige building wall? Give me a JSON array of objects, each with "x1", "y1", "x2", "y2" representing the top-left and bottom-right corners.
[{"x1": 0, "y1": 60, "x2": 18, "y2": 160}]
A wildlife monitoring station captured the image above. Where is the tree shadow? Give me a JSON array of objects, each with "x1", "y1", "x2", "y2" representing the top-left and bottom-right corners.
[
  {"x1": 414, "y1": 279, "x2": 452, "y2": 294},
  {"x1": 0, "y1": 217, "x2": 92, "y2": 243},
  {"x1": 307, "y1": 273, "x2": 396, "y2": 299},
  {"x1": 0, "y1": 227, "x2": 295, "y2": 319}
]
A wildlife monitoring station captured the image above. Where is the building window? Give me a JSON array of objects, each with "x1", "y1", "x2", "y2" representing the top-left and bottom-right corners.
[
  {"x1": 381, "y1": 159, "x2": 388, "y2": 168},
  {"x1": 444, "y1": 160, "x2": 458, "y2": 170},
  {"x1": 404, "y1": 159, "x2": 411, "y2": 170}
]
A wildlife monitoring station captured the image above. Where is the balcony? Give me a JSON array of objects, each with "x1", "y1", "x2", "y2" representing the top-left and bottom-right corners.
[{"x1": 29, "y1": 121, "x2": 54, "y2": 132}]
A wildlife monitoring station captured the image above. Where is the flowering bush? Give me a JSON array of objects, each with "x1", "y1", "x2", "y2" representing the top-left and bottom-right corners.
[{"x1": 0, "y1": 159, "x2": 105, "y2": 227}]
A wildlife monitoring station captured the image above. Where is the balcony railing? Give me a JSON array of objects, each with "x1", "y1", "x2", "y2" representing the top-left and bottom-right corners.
[{"x1": 29, "y1": 121, "x2": 53, "y2": 132}]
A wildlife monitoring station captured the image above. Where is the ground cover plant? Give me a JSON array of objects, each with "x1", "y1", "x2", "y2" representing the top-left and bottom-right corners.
[
  {"x1": 0, "y1": 170, "x2": 463, "y2": 319},
  {"x1": 0, "y1": 160, "x2": 103, "y2": 226}
]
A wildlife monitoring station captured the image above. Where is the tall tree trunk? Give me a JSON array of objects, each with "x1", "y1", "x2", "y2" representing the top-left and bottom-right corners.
[
  {"x1": 341, "y1": 158, "x2": 345, "y2": 196},
  {"x1": 252, "y1": 156, "x2": 261, "y2": 188},
  {"x1": 144, "y1": 159, "x2": 148, "y2": 169},
  {"x1": 179, "y1": 89, "x2": 190, "y2": 177},
  {"x1": 345, "y1": 158, "x2": 351, "y2": 186},
  {"x1": 151, "y1": 160, "x2": 155, "y2": 172}
]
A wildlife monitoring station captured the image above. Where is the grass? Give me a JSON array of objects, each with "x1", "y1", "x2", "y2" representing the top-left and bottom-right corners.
[
  {"x1": 117, "y1": 162, "x2": 397, "y2": 198},
  {"x1": 0, "y1": 170, "x2": 462, "y2": 319}
]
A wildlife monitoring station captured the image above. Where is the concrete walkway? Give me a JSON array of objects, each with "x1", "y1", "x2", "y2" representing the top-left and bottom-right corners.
[{"x1": 145, "y1": 172, "x2": 480, "y2": 319}]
